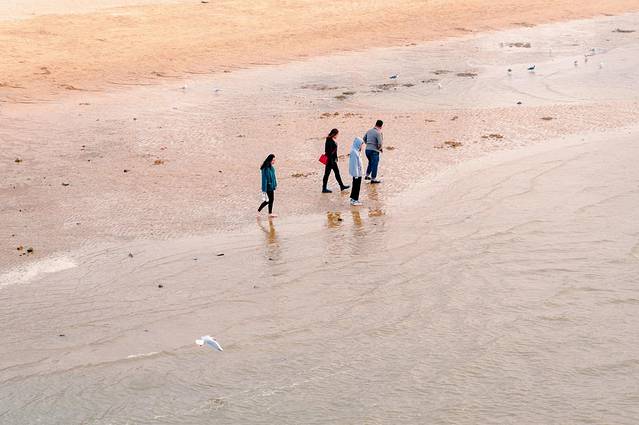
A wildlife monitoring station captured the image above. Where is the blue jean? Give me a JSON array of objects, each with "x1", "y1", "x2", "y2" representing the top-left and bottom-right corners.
[{"x1": 365, "y1": 150, "x2": 380, "y2": 179}]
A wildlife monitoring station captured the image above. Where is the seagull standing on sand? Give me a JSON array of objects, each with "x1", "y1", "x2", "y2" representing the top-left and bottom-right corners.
[
  {"x1": 437, "y1": 82, "x2": 443, "y2": 89},
  {"x1": 574, "y1": 60, "x2": 579, "y2": 67}
]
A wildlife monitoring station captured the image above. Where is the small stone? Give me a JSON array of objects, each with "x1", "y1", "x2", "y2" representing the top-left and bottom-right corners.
[
  {"x1": 128, "y1": 253, "x2": 134, "y2": 258},
  {"x1": 61, "y1": 182, "x2": 70, "y2": 186},
  {"x1": 58, "y1": 334, "x2": 65, "y2": 337},
  {"x1": 517, "y1": 101, "x2": 522, "y2": 105},
  {"x1": 14, "y1": 158, "x2": 22, "y2": 163},
  {"x1": 26, "y1": 247, "x2": 33, "y2": 253},
  {"x1": 217, "y1": 253, "x2": 224, "y2": 257},
  {"x1": 123, "y1": 169, "x2": 130, "y2": 173},
  {"x1": 158, "y1": 284, "x2": 164, "y2": 288}
]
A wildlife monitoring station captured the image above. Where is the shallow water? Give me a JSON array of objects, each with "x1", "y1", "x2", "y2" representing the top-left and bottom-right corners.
[{"x1": 2, "y1": 127, "x2": 639, "y2": 424}]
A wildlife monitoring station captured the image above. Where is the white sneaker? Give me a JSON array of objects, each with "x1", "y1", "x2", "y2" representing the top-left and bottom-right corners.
[{"x1": 350, "y1": 199, "x2": 362, "y2": 206}]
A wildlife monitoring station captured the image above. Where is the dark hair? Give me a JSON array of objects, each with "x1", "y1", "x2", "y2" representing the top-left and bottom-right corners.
[
  {"x1": 327, "y1": 128, "x2": 339, "y2": 139},
  {"x1": 375, "y1": 120, "x2": 384, "y2": 128},
  {"x1": 260, "y1": 154, "x2": 275, "y2": 170}
]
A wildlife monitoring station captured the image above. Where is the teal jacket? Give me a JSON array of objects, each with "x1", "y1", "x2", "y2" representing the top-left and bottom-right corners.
[{"x1": 261, "y1": 166, "x2": 277, "y2": 192}]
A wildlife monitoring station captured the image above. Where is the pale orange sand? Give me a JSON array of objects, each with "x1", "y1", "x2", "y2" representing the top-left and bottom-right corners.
[{"x1": 1, "y1": 0, "x2": 638, "y2": 102}]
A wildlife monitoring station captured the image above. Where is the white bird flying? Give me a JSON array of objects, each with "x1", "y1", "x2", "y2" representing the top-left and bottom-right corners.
[{"x1": 196, "y1": 335, "x2": 223, "y2": 352}]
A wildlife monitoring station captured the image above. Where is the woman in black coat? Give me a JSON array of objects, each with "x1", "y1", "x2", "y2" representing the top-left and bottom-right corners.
[{"x1": 322, "y1": 128, "x2": 350, "y2": 193}]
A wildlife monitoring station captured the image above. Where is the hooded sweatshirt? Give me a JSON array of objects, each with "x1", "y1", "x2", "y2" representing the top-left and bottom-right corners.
[{"x1": 349, "y1": 137, "x2": 364, "y2": 178}]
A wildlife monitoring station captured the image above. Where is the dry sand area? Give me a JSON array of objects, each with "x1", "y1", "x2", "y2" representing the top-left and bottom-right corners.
[{"x1": 1, "y1": 0, "x2": 639, "y2": 102}]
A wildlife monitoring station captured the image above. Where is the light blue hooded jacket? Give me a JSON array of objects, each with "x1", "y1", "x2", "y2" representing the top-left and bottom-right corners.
[{"x1": 349, "y1": 137, "x2": 364, "y2": 178}]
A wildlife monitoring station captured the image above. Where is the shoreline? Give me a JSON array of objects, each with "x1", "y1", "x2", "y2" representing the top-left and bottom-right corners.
[
  {"x1": 3, "y1": 12, "x2": 639, "y2": 270},
  {"x1": 3, "y1": 122, "x2": 639, "y2": 423}
]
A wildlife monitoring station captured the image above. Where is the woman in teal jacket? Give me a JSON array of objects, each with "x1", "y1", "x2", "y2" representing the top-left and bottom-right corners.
[{"x1": 258, "y1": 154, "x2": 278, "y2": 217}]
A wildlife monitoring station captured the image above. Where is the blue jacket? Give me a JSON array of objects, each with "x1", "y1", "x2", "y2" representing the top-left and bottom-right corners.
[{"x1": 261, "y1": 166, "x2": 277, "y2": 192}]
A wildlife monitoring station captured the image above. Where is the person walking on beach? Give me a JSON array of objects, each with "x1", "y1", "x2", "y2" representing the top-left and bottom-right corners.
[
  {"x1": 364, "y1": 120, "x2": 384, "y2": 183},
  {"x1": 258, "y1": 154, "x2": 278, "y2": 217},
  {"x1": 322, "y1": 128, "x2": 350, "y2": 193},
  {"x1": 348, "y1": 137, "x2": 364, "y2": 206}
]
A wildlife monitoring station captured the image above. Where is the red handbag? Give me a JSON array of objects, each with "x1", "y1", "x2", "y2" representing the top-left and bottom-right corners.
[{"x1": 319, "y1": 154, "x2": 328, "y2": 165}]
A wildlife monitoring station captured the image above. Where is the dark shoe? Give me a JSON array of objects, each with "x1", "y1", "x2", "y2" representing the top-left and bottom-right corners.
[
  {"x1": 322, "y1": 188, "x2": 332, "y2": 193},
  {"x1": 340, "y1": 185, "x2": 350, "y2": 191},
  {"x1": 370, "y1": 179, "x2": 382, "y2": 184},
  {"x1": 364, "y1": 176, "x2": 371, "y2": 180}
]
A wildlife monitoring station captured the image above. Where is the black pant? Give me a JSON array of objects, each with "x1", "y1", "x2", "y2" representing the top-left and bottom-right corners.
[
  {"x1": 323, "y1": 161, "x2": 345, "y2": 190},
  {"x1": 350, "y1": 177, "x2": 362, "y2": 200},
  {"x1": 258, "y1": 190, "x2": 274, "y2": 214}
]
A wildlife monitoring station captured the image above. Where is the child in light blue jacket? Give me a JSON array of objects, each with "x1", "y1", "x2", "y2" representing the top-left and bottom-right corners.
[{"x1": 348, "y1": 137, "x2": 364, "y2": 206}]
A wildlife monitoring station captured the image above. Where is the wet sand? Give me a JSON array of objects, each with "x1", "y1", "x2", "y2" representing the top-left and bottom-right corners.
[
  {"x1": 3, "y1": 12, "x2": 639, "y2": 269},
  {"x1": 2, "y1": 126, "x2": 639, "y2": 423},
  {"x1": 2, "y1": 3, "x2": 639, "y2": 424}
]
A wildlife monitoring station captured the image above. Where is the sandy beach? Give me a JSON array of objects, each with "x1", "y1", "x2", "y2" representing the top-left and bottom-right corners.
[{"x1": 2, "y1": 1, "x2": 639, "y2": 424}]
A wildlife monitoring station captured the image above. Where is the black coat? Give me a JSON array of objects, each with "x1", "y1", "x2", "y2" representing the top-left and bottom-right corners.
[{"x1": 324, "y1": 137, "x2": 338, "y2": 163}]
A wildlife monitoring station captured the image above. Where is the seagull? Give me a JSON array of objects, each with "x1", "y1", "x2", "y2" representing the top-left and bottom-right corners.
[
  {"x1": 507, "y1": 68, "x2": 512, "y2": 73},
  {"x1": 389, "y1": 74, "x2": 399, "y2": 80},
  {"x1": 584, "y1": 55, "x2": 589, "y2": 63},
  {"x1": 527, "y1": 65, "x2": 536, "y2": 71},
  {"x1": 437, "y1": 83, "x2": 443, "y2": 89},
  {"x1": 499, "y1": 42, "x2": 504, "y2": 48},
  {"x1": 196, "y1": 335, "x2": 223, "y2": 351},
  {"x1": 574, "y1": 60, "x2": 579, "y2": 67},
  {"x1": 181, "y1": 84, "x2": 188, "y2": 90}
]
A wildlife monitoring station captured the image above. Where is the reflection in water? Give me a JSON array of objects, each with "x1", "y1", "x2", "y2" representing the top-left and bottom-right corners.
[
  {"x1": 326, "y1": 211, "x2": 343, "y2": 229},
  {"x1": 350, "y1": 210, "x2": 366, "y2": 256},
  {"x1": 351, "y1": 210, "x2": 363, "y2": 229},
  {"x1": 365, "y1": 183, "x2": 380, "y2": 202},
  {"x1": 257, "y1": 217, "x2": 280, "y2": 261}
]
